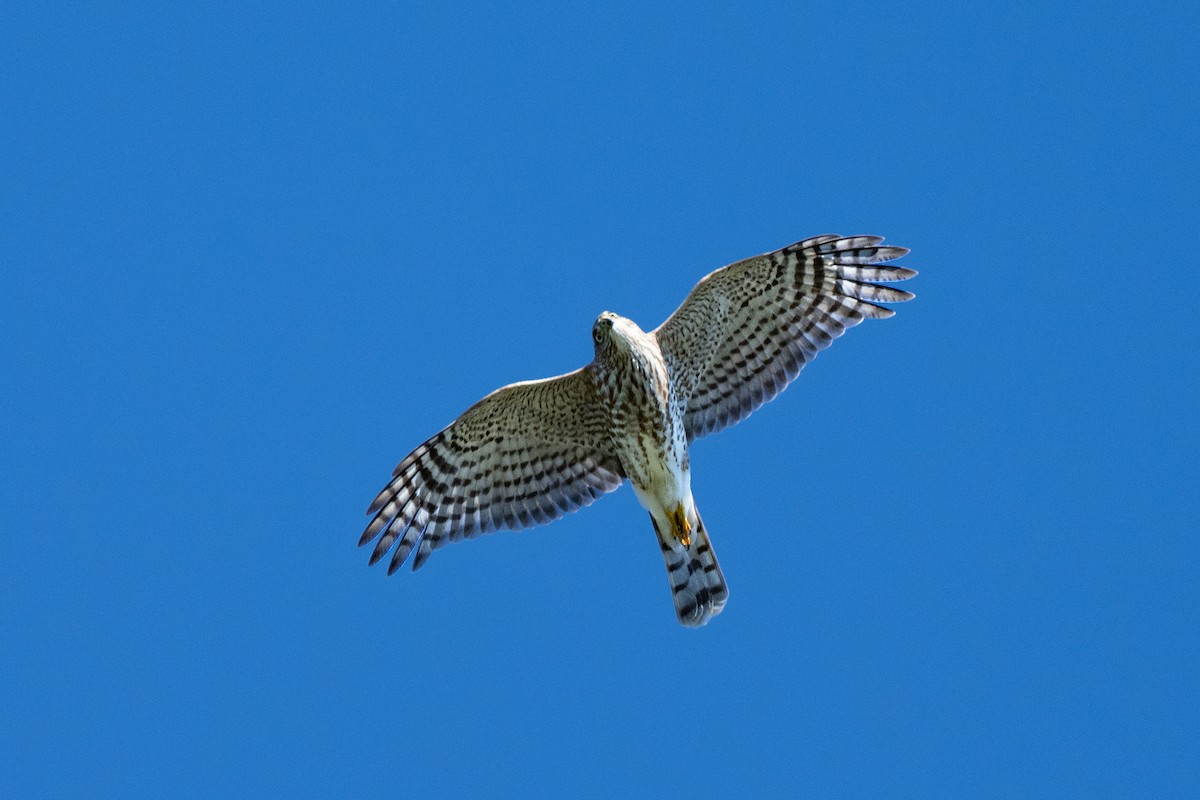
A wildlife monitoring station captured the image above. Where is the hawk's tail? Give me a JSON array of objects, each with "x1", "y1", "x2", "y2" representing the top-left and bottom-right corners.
[{"x1": 652, "y1": 507, "x2": 729, "y2": 627}]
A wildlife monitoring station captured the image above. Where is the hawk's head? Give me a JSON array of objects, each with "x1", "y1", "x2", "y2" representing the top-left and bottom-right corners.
[
  {"x1": 592, "y1": 311, "x2": 649, "y2": 363},
  {"x1": 592, "y1": 311, "x2": 616, "y2": 349}
]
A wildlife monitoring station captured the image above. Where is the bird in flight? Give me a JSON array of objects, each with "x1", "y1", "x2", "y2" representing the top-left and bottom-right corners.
[{"x1": 361, "y1": 234, "x2": 915, "y2": 626}]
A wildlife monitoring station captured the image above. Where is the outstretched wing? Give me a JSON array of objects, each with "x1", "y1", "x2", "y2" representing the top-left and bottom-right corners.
[
  {"x1": 360, "y1": 368, "x2": 624, "y2": 574},
  {"x1": 653, "y1": 235, "x2": 915, "y2": 442}
]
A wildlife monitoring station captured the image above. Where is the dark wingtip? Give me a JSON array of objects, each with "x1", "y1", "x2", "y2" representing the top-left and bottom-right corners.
[
  {"x1": 411, "y1": 547, "x2": 431, "y2": 572},
  {"x1": 358, "y1": 526, "x2": 378, "y2": 548},
  {"x1": 366, "y1": 491, "x2": 389, "y2": 515}
]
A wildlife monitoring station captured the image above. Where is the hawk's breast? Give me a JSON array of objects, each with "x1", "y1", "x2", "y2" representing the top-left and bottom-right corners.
[{"x1": 604, "y1": 333, "x2": 686, "y2": 494}]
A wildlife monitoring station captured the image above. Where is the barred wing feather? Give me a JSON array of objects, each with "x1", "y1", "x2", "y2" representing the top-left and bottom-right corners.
[
  {"x1": 653, "y1": 235, "x2": 915, "y2": 442},
  {"x1": 360, "y1": 368, "x2": 624, "y2": 574}
]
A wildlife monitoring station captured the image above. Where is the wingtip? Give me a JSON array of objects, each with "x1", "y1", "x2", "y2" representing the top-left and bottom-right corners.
[
  {"x1": 411, "y1": 547, "x2": 432, "y2": 572},
  {"x1": 366, "y1": 490, "x2": 390, "y2": 515},
  {"x1": 868, "y1": 304, "x2": 898, "y2": 319},
  {"x1": 359, "y1": 515, "x2": 386, "y2": 547}
]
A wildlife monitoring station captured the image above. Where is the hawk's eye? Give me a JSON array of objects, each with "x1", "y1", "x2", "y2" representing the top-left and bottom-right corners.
[{"x1": 593, "y1": 328, "x2": 604, "y2": 343}]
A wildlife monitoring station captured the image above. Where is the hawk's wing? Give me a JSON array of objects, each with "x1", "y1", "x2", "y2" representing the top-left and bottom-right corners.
[
  {"x1": 360, "y1": 368, "x2": 624, "y2": 574},
  {"x1": 653, "y1": 235, "x2": 915, "y2": 442}
]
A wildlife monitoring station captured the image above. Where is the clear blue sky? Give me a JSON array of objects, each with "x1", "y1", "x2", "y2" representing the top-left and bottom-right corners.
[{"x1": 3, "y1": 1, "x2": 1197, "y2": 797}]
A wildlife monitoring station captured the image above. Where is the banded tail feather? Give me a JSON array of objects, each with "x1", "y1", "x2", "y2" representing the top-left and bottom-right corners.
[{"x1": 652, "y1": 508, "x2": 728, "y2": 627}]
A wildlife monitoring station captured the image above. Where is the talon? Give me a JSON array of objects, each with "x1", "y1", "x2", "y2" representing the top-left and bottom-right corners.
[{"x1": 672, "y1": 504, "x2": 692, "y2": 547}]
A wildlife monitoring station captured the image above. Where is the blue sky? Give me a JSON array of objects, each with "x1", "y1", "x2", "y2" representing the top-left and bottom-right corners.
[{"x1": 2, "y1": 1, "x2": 1197, "y2": 797}]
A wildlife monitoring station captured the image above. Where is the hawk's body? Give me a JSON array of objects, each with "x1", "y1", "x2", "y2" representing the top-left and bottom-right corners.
[
  {"x1": 592, "y1": 312, "x2": 725, "y2": 624},
  {"x1": 361, "y1": 235, "x2": 915, "y2": 626}
]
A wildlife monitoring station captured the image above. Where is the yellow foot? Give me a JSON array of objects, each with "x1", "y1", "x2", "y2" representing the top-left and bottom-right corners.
[{"x1": 671, "y1": 504, "x2": 692, "y2": 547}]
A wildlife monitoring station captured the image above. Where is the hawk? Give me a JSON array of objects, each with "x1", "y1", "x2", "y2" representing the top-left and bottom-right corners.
[{"x1": 361, "y1": 235, "x2": 915, "y2": 626}]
